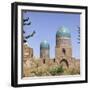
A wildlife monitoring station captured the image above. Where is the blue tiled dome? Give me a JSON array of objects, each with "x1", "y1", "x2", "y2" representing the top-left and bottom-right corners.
[
  {"x1": 56, "y1": 26, "x2": 71, "y2": 38},
  {"x1": 40, "y1": 40, "x2": 49, "y2": 49}
]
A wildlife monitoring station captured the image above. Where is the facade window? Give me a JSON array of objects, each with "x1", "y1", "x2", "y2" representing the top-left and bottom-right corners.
[
  {"x1": 31, "y1": 53, "x2": 33, "y2": 57},
  {"x1": 53, "y1": 58, "x2": 55, "y2": 62},
  {"x1": 62, "y1": 48, "x2": 66, "y2": 55},
  {"x1": 43, "y1": 59, "x2": 45, "y2": 64}
]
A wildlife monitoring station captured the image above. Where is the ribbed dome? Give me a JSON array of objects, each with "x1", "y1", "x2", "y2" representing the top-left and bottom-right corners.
[
  {"x1": 40, "y1": 40, "x2": 49, "y2": 49},
  {"x1": 56, "y1": 26, "x2": 71, "y2": 38}
]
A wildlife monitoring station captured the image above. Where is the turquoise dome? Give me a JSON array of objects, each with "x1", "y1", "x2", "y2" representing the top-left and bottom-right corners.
[
  {"x1": 40, "y1": 40, "x2": 49, "y2": 49},
  {"x1": 56, "y1": 26, "x2": 71, "y2": 38}
]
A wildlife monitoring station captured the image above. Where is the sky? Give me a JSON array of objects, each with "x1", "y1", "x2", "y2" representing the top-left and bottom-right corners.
[{"x1": 23, "y1": 11, "x2": 80, "y2": 59}]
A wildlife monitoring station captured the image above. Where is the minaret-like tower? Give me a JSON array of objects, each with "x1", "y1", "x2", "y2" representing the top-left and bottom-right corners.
[
  {"x1": 55, "y1": 26, "x2": 72, "y2": 59},
  {"x1": 40, "y1": 40, "x2": 50, "y2": 59}
]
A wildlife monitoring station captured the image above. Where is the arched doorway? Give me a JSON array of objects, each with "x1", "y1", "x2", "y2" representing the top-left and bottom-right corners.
[{"x1": 60, "y1": 59, "x2": 69, "y2": 69}]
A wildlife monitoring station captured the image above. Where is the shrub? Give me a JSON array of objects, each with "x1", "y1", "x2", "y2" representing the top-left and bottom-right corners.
[{"x1": 49, "y1": 66, "x2": 64, "y2": 76}]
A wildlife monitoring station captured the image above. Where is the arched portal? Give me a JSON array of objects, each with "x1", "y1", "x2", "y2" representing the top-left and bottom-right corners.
[{"x1": 60, "y1": 59, "x2": 69, "y2": 69}]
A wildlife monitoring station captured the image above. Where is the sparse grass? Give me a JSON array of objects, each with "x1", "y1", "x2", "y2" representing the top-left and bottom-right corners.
[{"x1": 64, "y1": 68, "x2": 80, "y2": 75}]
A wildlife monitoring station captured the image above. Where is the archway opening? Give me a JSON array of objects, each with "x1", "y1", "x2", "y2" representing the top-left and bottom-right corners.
[{"x1": 60, "y1": 59, "x2": 69, "y2": 69}]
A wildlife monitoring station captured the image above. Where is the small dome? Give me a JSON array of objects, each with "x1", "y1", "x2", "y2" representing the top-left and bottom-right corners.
[
  {"x1": 56, "y1": 26, "x2": 71, "y2": 38},
  {"x1": 40, "y1": 40, "x2": 49, "y2": 49}
]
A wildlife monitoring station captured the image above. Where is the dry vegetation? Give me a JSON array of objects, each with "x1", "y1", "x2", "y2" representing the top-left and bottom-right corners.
[{"x1": 23, "y1": 60, "x2": 80, "y2": 77}]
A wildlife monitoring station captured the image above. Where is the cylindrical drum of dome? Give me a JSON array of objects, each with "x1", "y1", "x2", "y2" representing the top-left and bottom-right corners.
[{"x1": 40, "y1": 40, "x2": 50, "y2": 59}]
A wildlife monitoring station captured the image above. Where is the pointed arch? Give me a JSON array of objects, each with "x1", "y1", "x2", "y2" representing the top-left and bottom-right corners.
[{"x1": 60, "y1": 59, "x2": 69, "y2": 68}]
